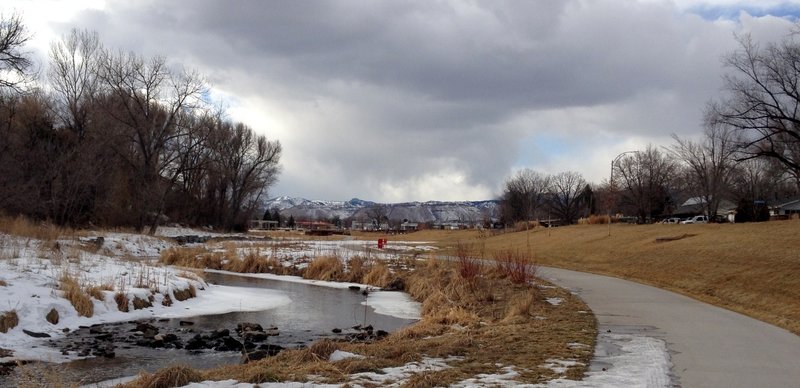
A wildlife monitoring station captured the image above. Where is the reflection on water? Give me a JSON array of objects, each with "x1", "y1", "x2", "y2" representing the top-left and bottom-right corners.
[{"x1": 0, "y1": 272, "x2": 417, "y2": 387}]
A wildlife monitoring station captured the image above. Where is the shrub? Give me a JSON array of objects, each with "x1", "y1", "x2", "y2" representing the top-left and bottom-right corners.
[
  {"x1": 455, "y1": 243, "x2": 482, "y2": 282},
  {"x1": 495, "y1": 249, "x2": 537, "y2": 284},
  {"x1": 578, "y1": 214, "x2": 610, "y2": 225}
]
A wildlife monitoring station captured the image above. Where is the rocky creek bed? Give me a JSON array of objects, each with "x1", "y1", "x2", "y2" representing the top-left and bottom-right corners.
[{"x1": 1, "y1": 272, "x2": 415, "y2": 386}]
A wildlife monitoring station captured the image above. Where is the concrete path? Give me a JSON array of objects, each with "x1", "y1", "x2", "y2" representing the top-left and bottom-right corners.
[{"x1": 538, "y1": 267, "x2": 800, "y2": 388}]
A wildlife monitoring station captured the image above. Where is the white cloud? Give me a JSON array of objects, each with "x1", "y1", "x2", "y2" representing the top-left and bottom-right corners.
[{"x1": 8, "y1": 0, "x2": 800, "y2": 202}]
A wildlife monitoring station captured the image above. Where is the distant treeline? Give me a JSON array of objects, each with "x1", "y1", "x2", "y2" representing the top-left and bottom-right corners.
[{"x1": 0, "y1": 21, "x2": 281, "y2": 233}]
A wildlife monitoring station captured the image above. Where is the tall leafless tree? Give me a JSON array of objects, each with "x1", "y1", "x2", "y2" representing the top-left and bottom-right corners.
[
  {"x1": 711, "y1": 33, "x2": 800, "y2": 190},
  {"x1": 97, "y1": 51, "x2": 207, "y2": 233},
  {"x1": 0, "y1": 13, "x2": 31, "y2": 91},
  {"x1": 548, "y1": 171, "x2": 587, "y2": 225},
  {"x1": 212, "y1": 121, "x2": 281, "y2": 231},
  {"x1": 49, "y1": 29, "x2": 102, "y2": 140},
  {"x1": 670, "y1": 120, "x2": 740, "y2": 218},
  {"x1": 501, "y1": 169, "x2": 551, "y2": 224},
  {"x1": 614, "y1": 145, "x2": 676, "y2": 223}
]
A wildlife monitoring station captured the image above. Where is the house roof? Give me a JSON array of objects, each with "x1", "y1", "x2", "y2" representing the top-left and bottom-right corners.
[{"x1": 776, "y1": 199, "x2": 800, "y2": 211}]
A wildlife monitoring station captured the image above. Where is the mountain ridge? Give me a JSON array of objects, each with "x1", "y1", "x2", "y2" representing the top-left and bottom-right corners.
[{"x1": 263, "y1": 196, "x2": 500, "y2": 224}]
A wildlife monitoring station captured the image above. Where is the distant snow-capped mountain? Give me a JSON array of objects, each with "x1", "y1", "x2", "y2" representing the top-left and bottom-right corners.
[{"x1": 262, "y1": 197, "x2": 499, "y2": 223}]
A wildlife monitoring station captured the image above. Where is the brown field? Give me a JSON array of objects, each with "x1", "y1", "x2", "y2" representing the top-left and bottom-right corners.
[{"x1": 386, "y1": 220, "x2": 800, "y2": 335}]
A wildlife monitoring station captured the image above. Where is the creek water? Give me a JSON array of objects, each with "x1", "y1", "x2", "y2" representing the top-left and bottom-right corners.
[{"x1": 1, "y1": 272, "x2": 417, "y2": 387}]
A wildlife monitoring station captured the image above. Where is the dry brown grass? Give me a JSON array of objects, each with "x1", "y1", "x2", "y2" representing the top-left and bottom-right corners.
[
  {"x1": 403, "y1": 220, "x2": 800, "y2": 335},
  {"x1": 132, "y1": 296, "x2": 153, "y2": 310},
  {"x1": 115, "y1": 292, "x2": 130, "y2": 312},
  {"x1": 173, "y1": 285, "x2": 197, "y2": 302},
  {"x1": 225, "y1": 250, "x2": 292, "y2": 275},
  {"x1": 0, "y1": 279, "x2": 7, "y2": 287},
  {"x1": 0, "y1": 310, "x2": 18, "y2": 333},
  {"x1": 128, "y1": 365, "x2": 202, "y2": 388},
  {"x1": 60, "y1": 274, "x2": 94, "y2": 318},
  {"x1": 303, "y1": 255, "x2": 344, "y2": 281},
  {"x1": 12, "y1": 362, "x2": 73, "y2": 388},
  {"x1": 122, "y1": 254, "x2": 595, "y2": 387},
  {"x1": 0, "y1": 215, "x2": 70, "y2": 241},
  {"x1": 362, "y1": 261, "x2": 393, "y2": 287},
  {"x1": 160, "y1": 246, "x2": 223, "y2": 269},
  {"x1": 86, "y1": 284, "x2": 112, "y2": 301}
]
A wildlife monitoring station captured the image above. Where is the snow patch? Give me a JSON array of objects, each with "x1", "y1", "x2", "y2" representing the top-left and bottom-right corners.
[
  {"x1": 363, "y1": 291, "x2": 421, "y2": 320},
  {"x1": 329, "y1": 350, "x2": 365, "y2": 362}
]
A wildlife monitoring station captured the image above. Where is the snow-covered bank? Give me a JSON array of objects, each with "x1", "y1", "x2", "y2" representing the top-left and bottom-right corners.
[{"x1": 0, "y1": 232, "x2": 294, "y2": 364}]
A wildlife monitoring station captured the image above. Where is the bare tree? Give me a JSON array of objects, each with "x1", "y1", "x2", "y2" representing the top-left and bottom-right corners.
[
  {"x1": 548, "y1": 171, "x2": 587, "y2": 225},
  {"x1": 0, "y1": 13, "x2": 31, "y2": 91},
  {"x1": 711, "y1": 33, "x2": 800, "y2": 190},
  {"x1": 97, "y1": 50, "x2": 207, "y2": 233},
  {"x1": 501, "y1": 169, "x2": 551, "y2": 225},
  {"x1": 49, "y1": 29, "x2": 102, "y2": 140},
  {"x1": 213, "y1": 121, "x2": 281, "y2": 231},
  {"x1": 670, "y1": 121, "x2": 740, "y2": 219},
  {"x1": 614, "y1": 145, "x2": 676, "y2": 223}
]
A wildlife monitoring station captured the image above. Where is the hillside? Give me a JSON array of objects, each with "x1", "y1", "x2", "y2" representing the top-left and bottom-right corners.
[
  {"x1": 263, "y1": 196, "x2": 500, "y2": 223},
  {"x1": 383, "y1": 220, "x2": 800, "y2": 335}
]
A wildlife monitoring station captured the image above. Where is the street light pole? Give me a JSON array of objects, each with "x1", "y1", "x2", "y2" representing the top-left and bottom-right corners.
[{"x1": 608, "y1": 150, "x2": 638, "y2": 237}]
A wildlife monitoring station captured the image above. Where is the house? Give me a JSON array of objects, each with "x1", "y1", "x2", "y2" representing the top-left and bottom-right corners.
[
  {"x1": 673, "y1": 197, "x2": 736, "y2": 219},
  {"x1": 296, "y1": 221, "x2": 336, "y2": 230},
  {"x1": 400, "y1": 221, "x2": 419, "y2": 231},
  {"x1": 350, "y1": 220, "x2": 389, "y2": 231},
  {"x1": 249, "y1": 220, "x2": 279, "y2": 230},
  {"x1": 770, "y1": 198, "x2": 800, "y2": 219}
]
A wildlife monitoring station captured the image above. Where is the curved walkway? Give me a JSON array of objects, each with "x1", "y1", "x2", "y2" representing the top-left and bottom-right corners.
[{"x1": 538, "y1": 267, "x2": 800, "y2": 388}]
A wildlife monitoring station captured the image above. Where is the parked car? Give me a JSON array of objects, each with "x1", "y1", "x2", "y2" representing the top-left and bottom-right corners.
[
  {"x1": 680, "y1": 215, "x2": 708, "y2": 224},
  {"x1": 661, "y1": 217, "x2": 681, "y2": 224}
]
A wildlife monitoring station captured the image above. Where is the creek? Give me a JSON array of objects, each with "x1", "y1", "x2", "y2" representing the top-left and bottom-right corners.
[{"x1": 1, "y1": 272, "x2": 417, "y2": 387}]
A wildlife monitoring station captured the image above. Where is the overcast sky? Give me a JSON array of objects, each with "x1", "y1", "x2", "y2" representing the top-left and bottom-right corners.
[{"x1": 7, "y1": 0, "x2": 800, "y2": 202}]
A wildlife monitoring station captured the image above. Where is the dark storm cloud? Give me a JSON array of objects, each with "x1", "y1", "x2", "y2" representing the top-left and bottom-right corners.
[{"x1": 66, "y1": 0, "x2": 797, "y2": 201}]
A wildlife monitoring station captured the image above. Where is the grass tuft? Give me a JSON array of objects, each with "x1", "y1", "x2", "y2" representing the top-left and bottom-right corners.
[
  {"x1": 362, "y1": 261, "x2": 392, "y2": 287},
  {"x1": 173, "y1": 284, "x2": 196, "y2": 302},
  {"x1": 132, "y1": 296, "x2": 153, "y2": 310},
  {"x1": 115, "y1": 292, "x2": 129, "y2": 312},
  {"x1": 129, "y1": 365, "x2": 202, "y2": 388},
  {"x1": 304, "y1": 255, "x2": 344, "y2": 281},
  {"x1": 60, "y1": 273, "x2": 94, "y2": 317}
]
